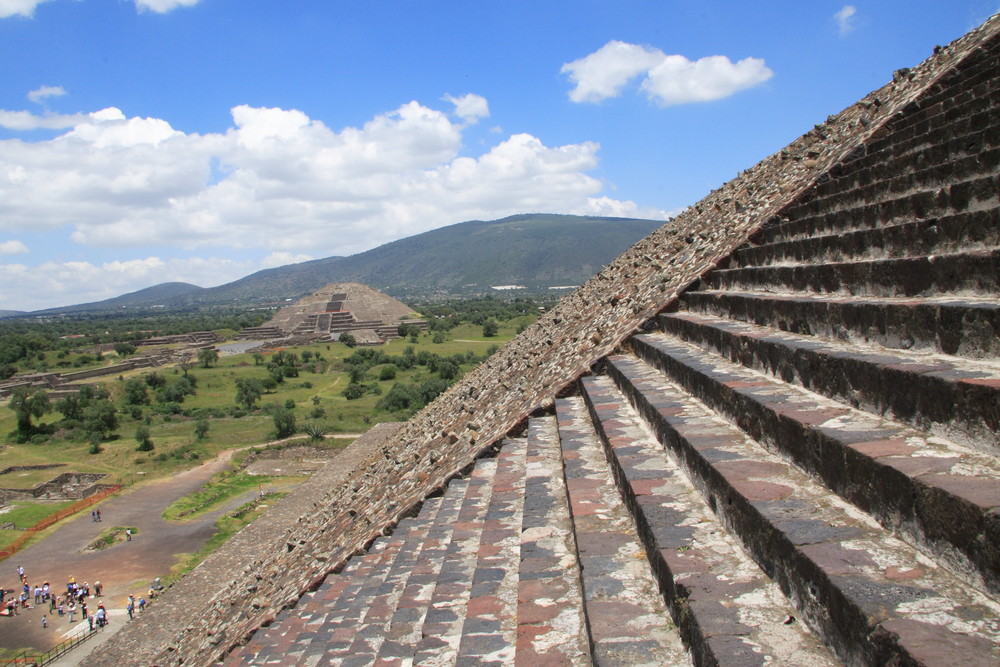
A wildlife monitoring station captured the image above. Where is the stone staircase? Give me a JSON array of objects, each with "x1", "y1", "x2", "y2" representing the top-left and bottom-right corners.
[{"x1": 220, "y1": 26, "x2": 1000, "y2": 665}]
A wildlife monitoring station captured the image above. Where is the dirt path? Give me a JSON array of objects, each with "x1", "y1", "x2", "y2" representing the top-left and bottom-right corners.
[{"x1": 0, "y1": 450, "x2": 243, "y2": 654}]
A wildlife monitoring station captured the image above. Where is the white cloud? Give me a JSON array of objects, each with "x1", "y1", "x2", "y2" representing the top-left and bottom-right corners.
[
  {"x1": 561, "y1": 41, "x2": 665, "y2": 103},
  {"x1": 563, "y1": 41, "x2": 773, "y2": 106},
  {"x1": 0, "y1": 95, "x2": 663, "y2": 310},
  {"x1": 835, "y1": 5, "x2": 858, "y2": 36},
  {"x1": 0, "y1": 240, "x2": 28, "y2": 255},
  {"x1": 134, "y1": 0, "x2": 202, "y2": 13},
  {"x1": 261, "y1": 252, "x2": 313, "y2": 269},
  {"x1": 0, "y1": 0, "x2": 50, "y2": 18},
  {"x1": 444, "y1": 93, "x2": 490, "y2": 125},
  {"x1": 642, "y1": 54, "x2": 773, "y2": 107},
  {"x1": 0, "y1": 255, "x2": 257, "y2": 311},
  {"x1": 0, "y1": 109, "x2": 90, "y2": 130},
  {"x1": 28, "y1": 85, "x2": 67, "y2": 104}
]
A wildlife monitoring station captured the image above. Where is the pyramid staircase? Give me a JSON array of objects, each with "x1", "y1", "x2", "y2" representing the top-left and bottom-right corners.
[{"x1": 222, "y1": 24, "x2": 1000, "y2": 667}]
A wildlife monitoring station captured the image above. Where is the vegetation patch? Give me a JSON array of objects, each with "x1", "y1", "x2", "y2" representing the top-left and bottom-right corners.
[
  {"x1": 163, "y1": 470, "x2": 274, "y2": 522},
  {"x1": 85, "y1": 525, "x2": 138, "y2": 551},
  {"x1": 165, "y1": 491, "x2": 286, "y2": 585}
]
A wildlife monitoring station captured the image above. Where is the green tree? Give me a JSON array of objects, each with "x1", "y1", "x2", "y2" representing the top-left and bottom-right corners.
[
  {"x1": 482, "y1": 319, "x2": 499, "y2": 337},
  {"x1": 342, "y1": 383, "x2": 366, "y2": 400},
  {"x1": 272, "y1": 407, "x2": 296, "y2": 439},
  {"x1": 8, "y1": 388, "x2": 50, "y2": 443},
  {"x1": 253, "y1": 353, "x2": 265, "y2": 366},
  {"x1": 135, "y1": 425, "x2": 154, "y2": 452},
  {"x1": 194, "y1": 417, "x2": 210, "y2": 440},
  {"x1": 235, "y1": 378, "x2": 264, "y2": 410},
  {"x1": 197, "y1": 348, "x2": 219, "y2": 368},
  {"x1": 378, "y1": 365, "x2": 397, "y2": 381},
  {"x1": 437, "y1": 361, "x2": 458, "y2": 380},
  {"x1": 122, "y1": 378, "x2": 149, "y2": 406},
  {"x1": 339, "y1": 332, "x2": 357, "y2": 348},
  {"x1": 114, "y1": 342, "x2": 137, "y2": 357},
  {"x1": 84, "y1": 399, "x2": 119, "y2": 440}
]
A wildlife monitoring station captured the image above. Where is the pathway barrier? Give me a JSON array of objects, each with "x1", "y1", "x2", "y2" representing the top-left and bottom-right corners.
[
  {"x1": 0, "y1": 623, "x2": 105, "y2": 666},
  {"x1": 0, "y1": 485, "x2": 122, "y2": 561}
]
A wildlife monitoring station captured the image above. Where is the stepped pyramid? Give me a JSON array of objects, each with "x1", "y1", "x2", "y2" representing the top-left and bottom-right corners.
[
  {"x1": 241, "y1": 282, "x2": 425, "y2": 341},
  {"x1": 93, "y1": 14, "x2": 1000, "y2": 667}
]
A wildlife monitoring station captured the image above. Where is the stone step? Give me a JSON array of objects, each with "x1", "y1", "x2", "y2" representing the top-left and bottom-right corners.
[
  {"x1": 791, "y1": 145, "x2": 1000, "y2": 231},
  {"x1": 452, "y1": 437, "x2": 527, "y2": 665},
  {"x1": 292, "y1": 503, "x2": 447, "y2": 665},
  {"x1": 602, "y1": 355, "x2": 1000, "y2": 665},
  {"x1": 333, "y1": 487, "x2": 468, "y2": 665},
  {"x1": 760, "y1": 174, "x2": 998, "y2": 246},
  {"x1": 701, "y1": 249, "x2": 1000, "y2": 298},
  {"x1": 657, "y1": 311, "x2": 1000, "y2": 451},
  {"x1": 629, "y1": 331, "x2": 1000, "y2": 597},
  {"x1": 399, "y1": 456, "x2": 500, "y2": 666},
  {"x1": 579, "y1": 374, "x2": 838, "y2": 666},
  {"x1": 516, "y1": 417, "x2": 590, "y2": 663},
  {"x1": 372, "y1": 479, "x2": 470, "y2": 665},
  {"x1": 555, "y1": 396, "x2": 691, "y2": 666},
  {"x1": 412, "y1": 442, "x2": 525, "y2": 665},
  {"x1": 678, "y1": 289, "x2": 1000, "y2": 360},
  {"x1": 735, "y1": 209, "x2": 1000, "y2": 269}
]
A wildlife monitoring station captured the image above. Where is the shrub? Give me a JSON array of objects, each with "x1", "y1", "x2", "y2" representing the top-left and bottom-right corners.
[{"x1": 378, "y1": 365, "x2": 397, "y2": 381}]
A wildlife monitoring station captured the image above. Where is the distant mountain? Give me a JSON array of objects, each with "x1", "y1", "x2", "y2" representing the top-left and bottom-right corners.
[
  {"x1": 198, "y1": 214, "x2": 664, "y2": 304},
  {"x1": 29, "y1": 282, "x2": 205, "y2": 316},
  {"x1": 22, "y1": 214, "x2": 665, "y2": 315}
]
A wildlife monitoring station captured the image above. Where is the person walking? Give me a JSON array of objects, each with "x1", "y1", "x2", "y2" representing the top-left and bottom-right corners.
[{"x1": 41, "y1": 615, "x2": 46, "y2": 629}]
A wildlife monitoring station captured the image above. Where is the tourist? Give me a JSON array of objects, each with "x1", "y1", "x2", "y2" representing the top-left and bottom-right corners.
[
  {"x1": 95, "y1": 606, "x2": 106, "y2": 627},
  {"x1": 96, "y1": 509, "x2": 101, "y2": 522},
  {"x1": 138, "y1": 597, "x2": 146, "y2": 613},
  {"x1": 68, "y1": 603, "x2": 75, "y2": 623},
  {"x1": 42, "y1": 582, "x2": 49, "y2": 601},
  {"x1": 33, "y1": 585, "x2": 40, "y2": 605},
  {"x1": 41, "y1": 615, "x2": 46, "y2": 629},
  {"x1": 94, "y1": 581, "x2": 102, "y2": 597},
  {"x1": 125, "y1": 528, "x2": 132, "y2": 542},
  {"x1": 87, "y1": 614, "x2": 93, "y2": 631}
]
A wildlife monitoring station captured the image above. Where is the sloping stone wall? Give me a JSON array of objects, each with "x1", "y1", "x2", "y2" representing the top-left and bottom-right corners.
[{"x1": 89, "y1": 15, "x2": 1000, "y2": 666}]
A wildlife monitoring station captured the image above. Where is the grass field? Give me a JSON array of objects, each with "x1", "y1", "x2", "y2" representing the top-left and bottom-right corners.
[{"x1": 0, "y1": 320, "x2": 526, "y2": 489}]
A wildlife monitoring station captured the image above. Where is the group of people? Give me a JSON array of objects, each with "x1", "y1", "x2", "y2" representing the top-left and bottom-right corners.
[{"x1": 3, "y1": 566, "x2": 116, "y2": 632}]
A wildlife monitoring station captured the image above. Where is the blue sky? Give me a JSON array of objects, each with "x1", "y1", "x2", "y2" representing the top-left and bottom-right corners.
[{"x1": 0, "y1": 0, "x2": 995, "y2": 311}]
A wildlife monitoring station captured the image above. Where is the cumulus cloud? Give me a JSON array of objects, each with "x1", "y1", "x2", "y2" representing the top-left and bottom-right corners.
[
  {"x1": 134, "y1": 0, "x2": 202, "y2": 13},
  {"x1": 0, "y1": 0, "x2": 51, "y2": 18},
  {"x1": 28, "y1": 85, "x2": 67, "y2": 104},
  {"x1": 0, "y1": 255, "x2": 258, "y2": 311},
  {"x1": 0, "y1": 109, "x2": 91, "y2": 130},
  {"x1": 563, "y1": 40, "x2": 772, "y2": 106},
  {"x1": 835, "y1": 5, "x2": 858, "y2": 36},
  {"x1": 444, "y1": 93, "x2": 490, "y2": 125},
  {"x1": 0, "y1": 240, "x2": 28, "y2": 255},
  {"x1": 0, "y1": 95, "x2": 664, "y2": 310}
]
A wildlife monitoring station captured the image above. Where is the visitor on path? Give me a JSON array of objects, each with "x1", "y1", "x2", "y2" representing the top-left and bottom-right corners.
[
  {"x1": 138, "y1": 597, "x2": 146, "y2": 613},
  {"x1": 41, "y1": 615, "x2": 46, "y2": 628},
  {"x1": 68, "y1": 604, "x2": 75, "y2": 623},
  {"x1": 96, "y1": 509, "x2": 101, "y2": 522},
  {"x1": 91, "y1": 510, "x2": 96, "y2": 522},
  {"x1": 87, "y1": 614, "x2": 93, "y2": 631},
  {"x1": 94, "y1": 581, "x2": 102, "y2": 597},
  {"x1": 125, "y1": 528, "x2": 132, "y2": 542}
]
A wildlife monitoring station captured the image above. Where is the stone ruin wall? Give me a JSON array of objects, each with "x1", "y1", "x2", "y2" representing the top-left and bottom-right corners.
[{"x1": 91, "y1": 16, "x2": 1000, "y2": 666}]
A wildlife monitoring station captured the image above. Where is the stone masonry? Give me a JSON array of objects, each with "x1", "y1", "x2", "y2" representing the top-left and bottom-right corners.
[{"x1": 91, "y1": 14, "x2": 1000, "y2": 666}]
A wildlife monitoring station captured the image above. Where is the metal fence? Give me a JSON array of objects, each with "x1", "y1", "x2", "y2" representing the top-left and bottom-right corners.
[
  {"x1": 0, "y1": 623, "x2": 104, "y2": 666},
  {"x1": 0, "y1": 485, "x2": 122, "y2": 561}
]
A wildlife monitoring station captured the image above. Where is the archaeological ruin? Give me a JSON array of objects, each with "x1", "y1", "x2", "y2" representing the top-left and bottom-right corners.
[{"x1": 90, "y1": 14, "x2": 1000, "y2": 666}]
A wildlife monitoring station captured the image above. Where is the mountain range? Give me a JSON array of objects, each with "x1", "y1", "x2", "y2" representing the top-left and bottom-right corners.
[{"x1": 18, "y1": 214, "x2": 665, "y2": 316}]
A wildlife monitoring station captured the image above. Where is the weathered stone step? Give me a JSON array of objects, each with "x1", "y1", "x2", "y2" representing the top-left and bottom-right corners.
[
  {"x1": 603, "y1": 354, "x2": 1000, "y2": 666},
  {"x1": 555, "y1": 396, "x2": 691, "y2": 666},
  {"x1": 787, "y1": 155, "x2": 1000, "y2": 241},
  {"x1": 658, "y1": 310, "x2": 1000, "y2": 451},
  {"x1": 759, "y1": 177, "x2": 998, "y2": 246},
  {"x1": 516, "y1": 417, "x2": 590, "y2": 663},
  {"x1": 397, "y1": 456, "x2": 499, "y2": 665},
  {"x1": 678, "y1": 289, "x2": 1000, "y2": 359},
  {"x1": 630, "y1": 331, "x2": 1000, "y2": 597},
  {"x1": 453, "y1": 438, "x2": 526, "y2": 665},
  {"x1": 332, "y1": 485, "x2": 469, "y2": 665},
  {"x1": 702, "y1": 249, "x2": 1000, "y2": 298},
  {"x1": 373, "y1": 479, "x2": 470, "y2": 664},
  {"x1": 579, "y1": 374, "x2": 838, "y2": 666},
  {"x1": 412, "y1": 441, "x2": 525, "y2": 665},
  {"x1": 735, "y1": 210, "x2": 1000, "y2": 269}
]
